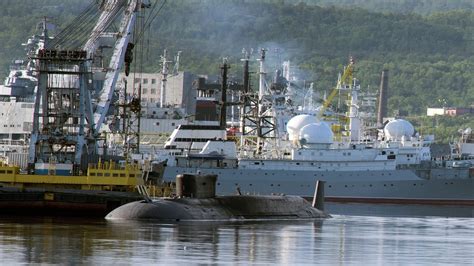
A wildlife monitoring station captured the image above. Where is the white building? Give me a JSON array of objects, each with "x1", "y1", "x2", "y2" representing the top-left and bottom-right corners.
[
  {"x1": 427, "y1": 107, "x2": 445, "y2": 116},
  {"x1": 117, "y1": 71, "x2": 196, "y2": 116}
]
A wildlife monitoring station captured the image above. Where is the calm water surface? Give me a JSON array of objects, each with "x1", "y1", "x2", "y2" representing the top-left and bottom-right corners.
[{"x1": 0, "y1": 211, "x2": 473, "y2": 265}]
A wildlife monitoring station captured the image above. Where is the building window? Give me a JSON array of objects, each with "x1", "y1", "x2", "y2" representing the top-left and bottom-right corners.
[
  {"x1": 151, "y1": 89, "x2": 156, "y2": 94},
  {"x1": 134, "y1": 78, "x2": 140, "y2": 83},
  {"x1": 143, "y1": 78, "x2": 148, "y2": 84},
  {"x1": 142, "y1": 88, "x2": 148, "y2": 94},
  {"x1": 151, "y1": 79, "x2": 156, "y2": 84}
]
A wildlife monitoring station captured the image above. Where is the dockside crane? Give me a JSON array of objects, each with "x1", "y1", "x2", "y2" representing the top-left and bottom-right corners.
[
  {"x1": 84, "y1": 0, "x2": 141, "y2": 134},
  {"x1": 28, "y1": 0, "x2": 146, "y2": 174}
]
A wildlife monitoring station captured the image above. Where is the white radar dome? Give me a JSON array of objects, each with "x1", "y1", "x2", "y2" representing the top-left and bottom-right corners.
[
  {"x1": 286, "y1": 114, "x2": 319, "y2": 141},
  {"x1": 384, "y1": 119, "x2": 415, "y2": 140},
  {"x1": 299, "y1": 122, "x2": 334, "y2": 145}
]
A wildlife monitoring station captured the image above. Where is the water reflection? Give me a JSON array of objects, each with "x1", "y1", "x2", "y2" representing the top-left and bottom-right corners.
[
  {"x1": 327, "y1": 202, "x2": 474, "y2": 217},
  {"x1": 0, "y1": 216, "x2": 472, "y2": 264},
  {"x1": 103, "y1": 219, "x2": 326, "y2": 264}
]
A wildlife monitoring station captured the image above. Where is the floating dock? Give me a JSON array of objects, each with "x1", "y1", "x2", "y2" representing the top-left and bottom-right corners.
[{"x1": 0, "y1": 161, "x2": 148, "y2": 216}]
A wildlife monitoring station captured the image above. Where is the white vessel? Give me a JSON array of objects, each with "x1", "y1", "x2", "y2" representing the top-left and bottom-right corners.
[{"x1": 162, "y1": 131, "x2": 473, "y2": 205}]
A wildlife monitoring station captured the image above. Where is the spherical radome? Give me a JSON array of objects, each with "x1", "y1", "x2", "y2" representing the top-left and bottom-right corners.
[
  {"x1": 299, "y1": 122, "x2": 333, "y2": 144},
  {"x1": 384, "y1": 119, "x2": 415, "y2": 140},
  {"x1": 286, "y1": 114, "x2": 319, "y2": 141}
]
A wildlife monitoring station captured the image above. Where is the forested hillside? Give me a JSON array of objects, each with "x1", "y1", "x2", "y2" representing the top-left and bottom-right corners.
[
  {"x1": 0, "y1": 0, "x2": 472, "y2": 139},
  {"x1": 0, "y1": 0, "x2": 87, "y2": 73},
  {"x1": 282, "y1": 0, "x2": 474, "y2": 14}
]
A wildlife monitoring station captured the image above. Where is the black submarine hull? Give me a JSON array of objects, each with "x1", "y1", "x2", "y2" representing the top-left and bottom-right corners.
[{"x1": 106, "y1": 195, "x2": 329, "y2": 221}]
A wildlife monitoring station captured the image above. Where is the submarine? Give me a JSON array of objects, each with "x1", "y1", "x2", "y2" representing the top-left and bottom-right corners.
[{"x1": 106, "y1": 174, "x2": 329, "y2": 221}]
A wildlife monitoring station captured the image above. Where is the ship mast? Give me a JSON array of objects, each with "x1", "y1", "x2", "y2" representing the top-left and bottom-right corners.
[
  {"x1": 257, "y1": 48, "x2": 267, "y2": 115},
  {"x1": 239, "y1": 49, "x2": 258, "y2": 151},
  {"x1": 160, "y1": 49, "x2": 171, "y2": 108},
  {"x1": 348, "y1": 79, "x2": 361, "y2": 142},
  {"x1": 346, "y1": 57, "x2": 361, "y2": 142}
]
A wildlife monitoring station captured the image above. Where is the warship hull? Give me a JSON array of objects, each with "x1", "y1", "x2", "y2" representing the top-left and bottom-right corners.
[{"x1": 163, "y1": 166, "x2": 474, "y2": 205}]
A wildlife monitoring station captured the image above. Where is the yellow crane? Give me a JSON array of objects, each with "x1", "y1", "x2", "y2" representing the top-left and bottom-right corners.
[
  {"x1": 318, "y1": 58, "x2": 355, "y2": 141},
  {"x1": 318, "y1": 58, "x2": 355, "y2": 118}
]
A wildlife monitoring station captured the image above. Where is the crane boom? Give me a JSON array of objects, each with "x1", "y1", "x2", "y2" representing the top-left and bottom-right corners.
[
  {"x1": 318, "y1": 60, "x2": 354, "y2": 118},
  {"x1": 83, "y1": 1, "x2": 127, "y2": 56},
  {"x1": 82, "y1": 0, "x2": 140, "y2": 133}
]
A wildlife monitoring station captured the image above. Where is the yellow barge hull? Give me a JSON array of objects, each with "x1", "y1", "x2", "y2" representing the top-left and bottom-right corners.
[
  {"x1": 0, "y1": 187, "x2": 143, "y2": 216},
  {"x1": 0, "y1": 162, "x2": 144, "y2": 189},
  {"x1": 0, "y1": 173, "x2": 143, "y2": 190},
  {"x1": 0, "y1": 162, "x2": 147, "y2": 216}
]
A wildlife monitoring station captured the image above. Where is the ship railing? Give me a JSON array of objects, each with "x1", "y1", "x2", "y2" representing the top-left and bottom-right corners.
[
  {"x1": 0, "y1": 140, "x2": 28, "y2": 146},
  {"x1": 238, "y1": 152, "x2": 288, "y2": 160}
]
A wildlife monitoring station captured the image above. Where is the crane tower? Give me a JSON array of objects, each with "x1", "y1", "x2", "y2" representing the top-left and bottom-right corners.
[{"x1": 28, "y1": 0, "x2": 143, "y2": 174}]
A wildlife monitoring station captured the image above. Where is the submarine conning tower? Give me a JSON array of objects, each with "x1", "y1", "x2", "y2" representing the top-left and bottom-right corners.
[{"x1": 176, "y1": 173, "x2": 218, "y2": 199}]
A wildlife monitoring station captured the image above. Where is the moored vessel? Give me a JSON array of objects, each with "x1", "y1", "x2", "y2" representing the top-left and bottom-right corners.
[{"x1": 106, "y1": 173, "x2": 328, "y2": 221}]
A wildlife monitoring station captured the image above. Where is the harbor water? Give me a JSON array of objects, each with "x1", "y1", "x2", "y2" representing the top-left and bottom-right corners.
[{"x1": 0, "y1": 206, "x2": 473, "y2": 265}]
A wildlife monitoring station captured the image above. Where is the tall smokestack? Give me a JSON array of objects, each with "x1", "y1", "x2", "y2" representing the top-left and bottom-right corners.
[
  {"x1": 243, "y1": 54, "x2": 249, "y2": 94},
  {"x1": 377, "y1": 69, "x2": 388, "y2": 128},
  {"x1": 219, "y1": 60, "x2": 229, "y2": 130}
]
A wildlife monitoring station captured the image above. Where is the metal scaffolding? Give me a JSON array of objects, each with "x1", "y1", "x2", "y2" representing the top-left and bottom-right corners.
[{"x1": 28, "y1": 49, "x2": 97, "y2": 172}]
